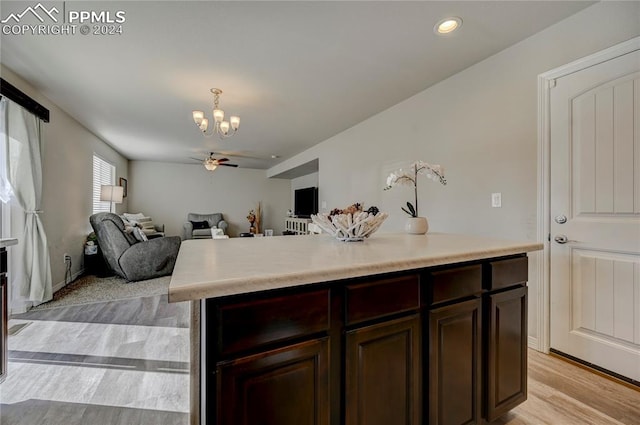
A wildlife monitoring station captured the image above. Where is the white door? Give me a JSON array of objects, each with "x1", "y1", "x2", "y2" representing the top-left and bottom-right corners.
[{"x1": 550, "y1": 49, "x2": 640, "y2": 381}]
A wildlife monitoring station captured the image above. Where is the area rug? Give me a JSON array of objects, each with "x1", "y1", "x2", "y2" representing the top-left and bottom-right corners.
[{"x1": 30, "y1": 274, "x2": 171, "y2": 311}]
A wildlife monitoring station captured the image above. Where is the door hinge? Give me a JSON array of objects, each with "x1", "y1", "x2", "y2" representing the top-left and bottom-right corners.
[
  {"x1": 549, "y1": 79, "x2": 557, "y2": 89},
  {"x1": 548, "y1": 233, "x2": 551, "y2": 242}
]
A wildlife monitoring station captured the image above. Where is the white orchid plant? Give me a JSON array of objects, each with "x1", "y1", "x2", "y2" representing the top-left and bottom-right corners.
[{"x1": 384, "y1": 161, "x2": 447, "y2": 217}]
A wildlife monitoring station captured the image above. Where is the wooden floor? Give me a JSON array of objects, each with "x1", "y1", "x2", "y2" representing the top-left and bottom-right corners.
[
  {"x1": 496, "y1": 350, "x2": 640, "y2": 425},
  {"x1": 1, "y1": 294, "x2": 638, "y2": 424}
]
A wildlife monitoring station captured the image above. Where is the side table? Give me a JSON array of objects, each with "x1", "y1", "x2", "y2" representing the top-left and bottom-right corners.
[{"x1": 84, "y1": 249, "x2": 112, "y2": 277}]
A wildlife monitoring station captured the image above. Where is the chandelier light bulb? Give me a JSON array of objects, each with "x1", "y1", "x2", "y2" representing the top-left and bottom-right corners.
[
  {"x1": 199, "y1": 118, "x2": 209, "y2": 132},
  {"x1": 219, "y1": 121, "x2": 230, "y2": 135},
  {"x1": 192, "y1": 110, "x2": 204, "y2": 125},
  {"x1": 230, "y1": 116, "x2": 240, "y2": 130},
  {"x1": 213, "y1": 108, "x2": 224, "y2": 123}
]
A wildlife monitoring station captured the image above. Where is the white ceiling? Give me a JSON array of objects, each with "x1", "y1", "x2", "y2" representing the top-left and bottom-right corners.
[{"x1": 1, "y1": 1, "x2": 594, "y2": 170}]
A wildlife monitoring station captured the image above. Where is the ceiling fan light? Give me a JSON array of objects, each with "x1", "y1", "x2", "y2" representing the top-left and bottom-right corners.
[
  {"x1": 219, "y1": 121, "x2": 230, "y2": 135},
  {"x1": 213, "y1": 108, "x2": 225, "y2": 123},
  {"x1": 230, "y1": 116, "x2": 240, "y2": 130},
  {"x1": 204, "y1": 158, "x2": 218, "y2": 171},
  {"x1": 193, "y1": 110, "x2": 204, "y2": 125}
]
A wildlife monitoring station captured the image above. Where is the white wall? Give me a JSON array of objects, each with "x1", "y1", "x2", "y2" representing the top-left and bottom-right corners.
[
  {"x1": 1, "y1": 65, "x2": 129, "y2": 306},
  {"x1": 291, "y1": 172, "x2": 319, "y2": 211},
  {"x1": 128, "y1": 161, "x2": 290, "y2": 237},
  {"x1": 268, "y1": 2, "x2": 640, "y2": 343}
]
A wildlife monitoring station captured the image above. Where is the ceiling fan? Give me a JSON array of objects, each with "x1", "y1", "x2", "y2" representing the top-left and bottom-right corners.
[{"x1": 190, "y1": 152, "x2": 239, "y2": 171}]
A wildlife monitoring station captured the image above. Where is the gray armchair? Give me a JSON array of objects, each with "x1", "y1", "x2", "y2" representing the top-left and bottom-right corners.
[
  {"x1": 90, "y1": 212, "x2": 181, "y2": 282},
  {"x1": 183, "y1": 212, "x2": 228, "y2": 240}
]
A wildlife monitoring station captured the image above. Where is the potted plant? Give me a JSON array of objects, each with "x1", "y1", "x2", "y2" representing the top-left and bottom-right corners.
[{"x1": 384, "y1": 161, "x2": 446, "y2": 234}]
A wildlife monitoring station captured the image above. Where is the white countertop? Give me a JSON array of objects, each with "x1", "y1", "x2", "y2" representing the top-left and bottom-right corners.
[
  {"x1": 0, "y1": 238, "x2": 18, "y2": 248},
  {"x1": 168, "y1": 233, "x2": 543, "y2": 302}
]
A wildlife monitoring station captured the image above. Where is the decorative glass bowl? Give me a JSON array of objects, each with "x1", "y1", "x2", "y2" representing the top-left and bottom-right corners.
[{"x1": 311, "y1": 211, "x2": 388, "y2": 242}]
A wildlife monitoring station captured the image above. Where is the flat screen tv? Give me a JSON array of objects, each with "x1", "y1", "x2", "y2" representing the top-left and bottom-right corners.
[{"x1": 294, "y1": 187, "x2": 318, "y2": 218}]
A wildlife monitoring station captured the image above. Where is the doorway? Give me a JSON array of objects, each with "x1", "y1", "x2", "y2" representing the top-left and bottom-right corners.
[{"x1": 539, "y1": 37, "x2": 640, "y2": 382}]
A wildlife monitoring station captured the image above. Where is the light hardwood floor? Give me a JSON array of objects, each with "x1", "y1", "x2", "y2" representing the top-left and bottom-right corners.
[
  {"x1": 1, "y1": 294, "x2": 638, "y2": 424},
  {"x1": 496, "y1": 350, "x2": 640, "y2": 425}
]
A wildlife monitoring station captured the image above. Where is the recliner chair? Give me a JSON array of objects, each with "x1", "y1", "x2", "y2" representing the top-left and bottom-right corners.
[
  {"x1": 183, "y1": 212, "x2": 228, "y2": 239},
  {"x1": 89, "y1": 212, "x2": 181, "y2": 282}
]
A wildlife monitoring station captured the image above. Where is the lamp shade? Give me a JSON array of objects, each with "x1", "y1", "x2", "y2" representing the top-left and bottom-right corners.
[{"x1": 100, "y1": 185, "x2": 124, "y2": 203}]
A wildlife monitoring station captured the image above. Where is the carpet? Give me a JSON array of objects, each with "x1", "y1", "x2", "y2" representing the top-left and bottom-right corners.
[{"x1": 30, "y1": 274, "x2": 171, "y2": 311}]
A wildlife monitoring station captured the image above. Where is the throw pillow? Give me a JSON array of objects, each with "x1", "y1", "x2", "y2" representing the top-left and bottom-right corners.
[
  {"x1": 136, "y1": 217, "x2": 156, "y2": 230},
  {"x1": 123, "y1": 212, "x2": 146, "y2": 222},
  {"x1": 133, "y1": 227, "x2": 148, "y2": 242},
  {"x1": 125, "y1": 214, "x2": 155, "y2": 230},
  {"x1": 119, "y1": 216, "x2": 135, "y2": 234},
  {"x1": 190, "y1": 220, "x2": 209, "y2": 230}
]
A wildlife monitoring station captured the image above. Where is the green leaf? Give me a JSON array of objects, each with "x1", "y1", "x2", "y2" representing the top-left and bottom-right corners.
[
  {"x1": 401, "y1": 205, "x2": 417, "y2": 217},
  {"x1": 406, "y1": 202, "x2": 416, "y2": 216}
]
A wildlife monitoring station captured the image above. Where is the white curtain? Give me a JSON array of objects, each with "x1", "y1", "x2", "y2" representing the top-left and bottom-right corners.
[{"x1": 0, "y1": 97, "x2": 52, "y2": 303}]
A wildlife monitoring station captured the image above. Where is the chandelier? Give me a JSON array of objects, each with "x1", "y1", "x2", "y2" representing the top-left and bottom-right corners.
[{"x1": 192, "y1": 88, "x2": 240, "y2": 139}]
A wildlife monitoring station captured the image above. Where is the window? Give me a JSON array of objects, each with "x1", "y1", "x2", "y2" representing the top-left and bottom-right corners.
[{"x1": 92, "y1": 155, "x2": 115, "y2": 214}]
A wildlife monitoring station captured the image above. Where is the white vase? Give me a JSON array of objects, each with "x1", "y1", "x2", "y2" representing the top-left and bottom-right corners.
[{"x1": 405, "y1": 217, "x2": 428, "y2": 235}]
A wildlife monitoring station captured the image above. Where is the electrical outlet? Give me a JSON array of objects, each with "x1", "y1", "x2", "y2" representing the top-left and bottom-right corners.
[
  {"x1": 491, "y1": 193, "x2": 502, "y2": 208},
  {"x1": 63, "y1": 253, "x2": 71, "y2": 264}
]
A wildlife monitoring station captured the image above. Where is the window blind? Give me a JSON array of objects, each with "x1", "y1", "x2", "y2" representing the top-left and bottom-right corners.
[{"x1": 92, "y1": 155, "x2": 115, "y2": 214}]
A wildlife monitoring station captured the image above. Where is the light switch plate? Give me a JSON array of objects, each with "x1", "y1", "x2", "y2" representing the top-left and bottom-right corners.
[{"x1": 491, "y1": 193, "x2": 502, "y2": 208}]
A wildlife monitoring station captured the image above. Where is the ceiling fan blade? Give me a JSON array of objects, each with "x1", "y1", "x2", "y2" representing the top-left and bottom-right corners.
[
  {"x1": 219, "y1": 163, "x2": 238, "y2": 167},
  {"x1": 216, "y1": 158, "x2": 230, "y2": 162},
  {"x1": 189, "y1": 157, "x2": 204, "y2": 162}
]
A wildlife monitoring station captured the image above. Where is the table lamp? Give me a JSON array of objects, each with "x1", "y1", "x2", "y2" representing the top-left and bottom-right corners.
[{"x1": 100, "y1": 185, "x2": 124, "y2": 213}]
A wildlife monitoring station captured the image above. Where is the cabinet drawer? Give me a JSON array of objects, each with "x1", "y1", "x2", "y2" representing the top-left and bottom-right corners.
[
  {"x1": 217, "y1": 289, "x2": 330, "y2": 356},
  {"x1": 488, "y1": 257, "x2": 528, "y2": 291},
  {"x1": 428, "y1": 265, "x2": 482, "y2": 306},
  {"x1": 346, "y1": 275, "x2": 420, "y2": 325}
]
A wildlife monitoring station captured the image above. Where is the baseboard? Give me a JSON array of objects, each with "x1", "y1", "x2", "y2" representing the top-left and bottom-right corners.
[
  {"x1": 9, "y1": 269, "x2": 85, "y2": 316},
  {"x1": 528, "y1": 335, "x2": 541, "y2": 351},
  {"x1": 52, "y1": 268, "x2": 85, "y2": 293}
]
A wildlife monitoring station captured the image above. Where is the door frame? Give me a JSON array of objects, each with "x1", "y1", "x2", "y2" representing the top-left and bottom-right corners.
[{"x1": 535, "y1": 36, "x2": 640, "y2": 353}]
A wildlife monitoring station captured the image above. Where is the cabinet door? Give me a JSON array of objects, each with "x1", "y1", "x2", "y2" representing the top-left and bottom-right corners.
[
  {"x1": 345, "y1": 315, "x2": 421, "y2": 425},
  {"x1": 0, "y1": 274, "x2": 6, "y2": 384},
  {"x1": 429, "y1": 298, "x2": 481, "y2": 425},
  {"x1": 217, "y1": 338, "x2": 329, "y2": 425},
  {"x1": 486, "y1": 287, "x2": 527, "y2": 422}
]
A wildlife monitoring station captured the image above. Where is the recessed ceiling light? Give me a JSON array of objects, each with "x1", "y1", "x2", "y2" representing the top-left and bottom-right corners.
[{"x1": 434, "y1": 17, "x2": 462, "y2": 35}]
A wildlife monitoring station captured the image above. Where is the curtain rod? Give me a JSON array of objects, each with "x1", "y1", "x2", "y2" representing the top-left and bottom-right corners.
[{"x1": 0, "y1": 78, "x2": 50, "y2": 123}]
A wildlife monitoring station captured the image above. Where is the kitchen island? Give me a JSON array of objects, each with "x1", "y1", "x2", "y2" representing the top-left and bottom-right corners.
[{"x1": 170, "y1": 233, "x2": 542, "y2": 425}]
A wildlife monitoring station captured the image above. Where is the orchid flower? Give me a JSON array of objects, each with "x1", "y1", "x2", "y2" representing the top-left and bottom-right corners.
[{"x1": 384, "y1": 161, "x2": 447, "y2": 217}]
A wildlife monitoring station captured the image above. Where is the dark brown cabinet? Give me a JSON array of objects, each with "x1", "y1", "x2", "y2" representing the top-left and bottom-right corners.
[
  {"x1": 217, "y1": 338, "x2": 330, "y2": 425},
  {"x1": 204, "y1": 256, "x2": 529, "y2": 425},
  {"x1": 428, "y1": 298, "x2": 482, "y2": 425},
  {"x1": 345, "y1": 315, "x2": 421, "y2": 425},
  {"x1": 1, "y1": 247, "x2": 8, "y2": 384},
  {"x1": 426, "y1": 265, "x2": 482, "y2": 425},
  {"x1": 485, "y1": 286, "x2": 528, "y2": 421}
]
